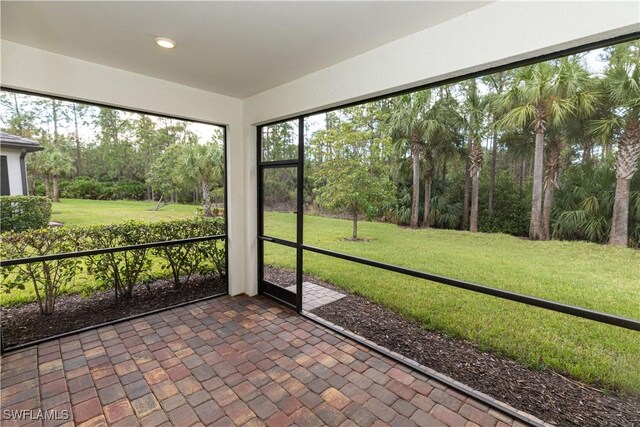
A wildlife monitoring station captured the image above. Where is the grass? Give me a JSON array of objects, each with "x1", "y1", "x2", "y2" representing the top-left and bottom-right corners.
[
  {"x1": 264, "y1": 211, "x2": 640, "y2": 394},
  {"x1": 51, "y1": 198, "x2": 199, "y2": 226}
]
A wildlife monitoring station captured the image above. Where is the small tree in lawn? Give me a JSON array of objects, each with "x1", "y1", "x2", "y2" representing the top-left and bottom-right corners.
[
  {"x1": 34, "y1": 148, "x2": 74, "y2": 202},
  {"x1": 147, "y1": 145, "x2": 183, "y2": 209},
  {"x1": 313, "y1": 157, "x2": 394, "y2": 240},
  {"x1": 179, "y1": 143, "x2": 223, "y2": 217}
]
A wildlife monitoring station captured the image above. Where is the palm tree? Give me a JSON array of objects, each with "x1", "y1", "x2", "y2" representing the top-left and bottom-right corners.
[
  {"x1": 389, "y1": 91, "x2": 445, "y2": 228},
  {"x1": 460, "y1": 79, "x2": 488, "y2": 232},
  {"x1": 541, "y1": 130, "x2": 562, "y2": 240},
  {"x1": 497, "y1": 59, "x2": 593, "y2": 240},
  {"x1": 35, "y1": 149, "x2": 74, "y2": 202},
  {"x1": 179, "y1": 143, "x2": 224, "y2": 217},
  {"x1": 590, "y1": 44, "x2": 640, "y2": 246},
  {"x1": 483, "y1": 71, "x2": 511, "y2": 218},
  {"x1": 542, "y1": 59, "x2": 596, "y2": 240}
]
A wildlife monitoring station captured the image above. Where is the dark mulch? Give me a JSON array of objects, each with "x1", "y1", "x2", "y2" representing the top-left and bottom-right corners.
[
  {"x1": 1, "y1": 275, "x2": 226, "y2": 348},
  {"x1": 312, "y1": 289, "x2": 640, "y2": 427}
]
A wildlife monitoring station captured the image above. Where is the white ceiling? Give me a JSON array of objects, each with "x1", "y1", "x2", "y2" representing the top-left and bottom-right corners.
[{"x1": 1, "y1": 1, "x2": 489, "y2": 98}]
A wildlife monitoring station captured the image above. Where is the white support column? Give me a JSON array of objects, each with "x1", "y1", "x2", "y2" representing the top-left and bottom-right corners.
[
  {"x1": 225, "y1": 124, "x2": 247, "y2": 296},
  {"x1": 242, "y1": 124, "x2": 259, "y2": 296}
]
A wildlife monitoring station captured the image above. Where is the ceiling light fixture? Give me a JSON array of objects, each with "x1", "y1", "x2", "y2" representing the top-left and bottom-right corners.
[{"x1": 154, "y1": 37, "x2": 176, "y2": 49}]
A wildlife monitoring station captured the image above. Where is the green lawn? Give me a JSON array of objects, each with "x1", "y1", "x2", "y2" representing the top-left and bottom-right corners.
[
  {"x1": 264, "y1": 211, "x2": 640, "y2": 394},
  {"x1": 51, "y1": 198, "x2": 199, "y2": 226}
]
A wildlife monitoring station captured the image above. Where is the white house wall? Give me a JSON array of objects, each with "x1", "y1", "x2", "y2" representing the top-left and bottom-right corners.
[
  {"x1": 0, "y1": 148, "x2": 24, "y2": 195},
  {"x1": 0, "y1": 40, "x2": 247, "y2": 297}
]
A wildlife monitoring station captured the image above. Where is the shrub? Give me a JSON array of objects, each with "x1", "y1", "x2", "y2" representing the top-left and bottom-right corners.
[
  {"x1": 83, "y1": 221, "x2": 154, "y2": 301},
  {"x1": 194, "y1": 217, "x2": 226, "y2": 278},
  {"x1": 150, "y1": 217, "x2": 225, "y2": 289},
  {"x1": 62, "y1": 178, "x2": 102, "y2": 199},
  {"x1": 1, "y1": 227, "x2": 81, "y2": 315},
  {"x1": 478, "y1": 172, "x2": 531, "y2": 236},
  {"x1": 62, "y1": 179, "x2": 147, "y2": 200},
  {"x1": 198, "y1": 237, "x2": 226, "y2": 278},
  {"x1": 0, "y1": 196, "x2": 52, "y2": 232},
  {"x1": 1, "y1": 217, "x2": 227, "y2": 314}
]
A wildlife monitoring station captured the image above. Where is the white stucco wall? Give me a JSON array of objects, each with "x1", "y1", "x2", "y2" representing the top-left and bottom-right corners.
[
  {"x1": 0, "y1": 40, "x2": 248, "y2": 297},
  {"x1": 0, "y1": 148, "x2": 24, "y2": 195}
]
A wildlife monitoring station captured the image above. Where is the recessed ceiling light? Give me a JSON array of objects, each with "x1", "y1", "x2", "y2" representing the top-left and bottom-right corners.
[{"x1": 155, "y1": 37, "x2": 176, "y2": 49}]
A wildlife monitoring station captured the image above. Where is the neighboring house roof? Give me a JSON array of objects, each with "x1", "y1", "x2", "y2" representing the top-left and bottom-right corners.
[{"x1": 0, "y1": 132, "x2": 44, "y2": 152}]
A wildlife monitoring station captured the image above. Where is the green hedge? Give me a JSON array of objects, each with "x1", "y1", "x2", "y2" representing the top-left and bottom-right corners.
[
  {"x1": 61, "y1": 178, "x2": 147, "y2": 200},
  {"x1": 1, "y1": 217, "x2": 225, "y2": 315},
  {"x1": 0, "y1": 196, "x2": 52, "y2": 233}
]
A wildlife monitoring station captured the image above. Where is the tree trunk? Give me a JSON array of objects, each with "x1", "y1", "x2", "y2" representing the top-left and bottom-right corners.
[
  {"x1": 422, "y1": 150, "x2": 433, "y2": 227},
  {"x1": 470, "y1": 173, "x2": 480, "y2": 233},
  {"x1": 202, "y1": 180, "x2": 213, "y2": 217},
  {"x1": 423, "y1": 173, "x2": 432, "y2": 228},
  {"x1": 52, "y1": 100, "x2": 59, "y2": 145},
  {"x1": 44, "y1": 175, "x2": 51, "y2": 199},
  {"x1": 488, "y1": 130, "x2": 498, "y2": 217},
  {"x1": 410, "y1": 141, "x2": 420, "y2": 228},
  {"x1": 582, "y1": 140, "x2": 593, "y2": 165},
  {"x1": 461, "y1": 158, "x2": 470, "y2": 230},
  {"x1": 52, "y1": 175, "x2": 60, "y2": 202},
  {"x1": 73, "y1": 104, "x2": 82, "y2": 176},
  {"x1": 352, "y1": 209, "x2": 358, "y2": 239},
  {"x1": 469, "y1": 143, "x2": 483, "y2": 233},
  {"x1": 542, "y1": 139, "x2": 561, "y2": 240},
  {"x1": 609, "y1": 122, "x2": 640, "y2": 246},
  {"x1": 541, "y1": 182, "x2": 555, "y2": 240},
  {"x1": 519, "y1": 160, "x2": 526, "y2": 198},
  {"x1": 610, "y1": 178, "x2": 631, "y2": 246},
  {"x1": 529, "y1": 130, "x2": 545, "y2": 240}
]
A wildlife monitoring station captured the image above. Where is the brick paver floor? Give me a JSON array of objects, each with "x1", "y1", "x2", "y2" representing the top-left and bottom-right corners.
[
  {"x1": 0, "y1": 295, "x2": 540, "y2": 426},
  {"x1": 285, "y1": 282, "x2": 346, "y2": 311}
]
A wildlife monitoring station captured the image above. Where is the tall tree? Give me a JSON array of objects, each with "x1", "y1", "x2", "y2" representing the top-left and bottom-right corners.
[
  {"x1": 484, "y1": 71, "x2": 511, "y2": 218},
  {"x1": 590, "y1": 43, "x2": 640, "y2": 246},
  {"x1": 460, "y1": 79, "x2": 488, "y2": 232},
  {"x1": 389, "y1": 91, "x2": 444, "y2": 228},
  {"x1": 71, "y1": 103, "x2": 89, "y2": 176},
  {"x1": 498, "y1": 61, "x2": 591, "y2": 240},
  {"x1": 541, "y1": 58, "x2": 595, "y2": 239}
]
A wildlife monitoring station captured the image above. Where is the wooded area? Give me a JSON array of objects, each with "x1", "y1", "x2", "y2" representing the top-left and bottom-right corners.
[
  {"x1": 263, "y1": 40, "x2": 640, "y2": 247},
  {"x1": 0, "y1": 93, "x2": 225, "y2": 214}
]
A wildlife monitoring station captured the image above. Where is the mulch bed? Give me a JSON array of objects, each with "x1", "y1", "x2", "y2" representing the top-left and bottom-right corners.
[
  {"x1": 1, "y1": 275, "x2": 226, "y2": 348},
  {"x1": 311, "y1": 286, "x2": 640, "y2": 427},
  {"x1": 263, "y1": 265, "x2": 338, "y2": 289}
]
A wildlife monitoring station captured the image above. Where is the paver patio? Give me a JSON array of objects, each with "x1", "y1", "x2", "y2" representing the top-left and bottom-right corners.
[
  {"x1": 0, "y1": 295, "x2": 541, "y2": 426},
  {"x1": 285, "y1": 282, "x2": 346, "y2": 311}
]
